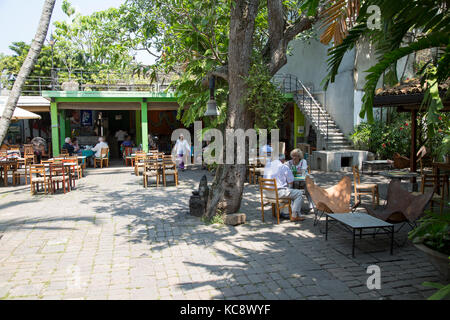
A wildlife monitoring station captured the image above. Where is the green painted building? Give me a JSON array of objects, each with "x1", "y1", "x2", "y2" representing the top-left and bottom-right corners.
[{"x1": 42, "y1": 91, "x2": 179, "y2": 157}]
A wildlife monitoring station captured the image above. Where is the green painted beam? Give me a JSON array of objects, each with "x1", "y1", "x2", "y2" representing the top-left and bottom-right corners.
[
  {"x1": 294, "y1": 104, "x2": 305, "y2": 147},
  {"x1": 50, "y1": 100, "x2": 59, "y2": 157},
  {"x1": 135, "y1": 110, "x2": 142, "y2": 147},
  {"x1": 141, "y1": 101, "x2": 148, "y2": 152},
  {"x1": 59, "y1": 110, "x2": 66, "y2": 148}
]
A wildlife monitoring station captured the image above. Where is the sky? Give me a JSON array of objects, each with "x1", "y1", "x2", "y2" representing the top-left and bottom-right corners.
[{"x1": 0, "y1": 0, "x2": 154, "y2": 65}]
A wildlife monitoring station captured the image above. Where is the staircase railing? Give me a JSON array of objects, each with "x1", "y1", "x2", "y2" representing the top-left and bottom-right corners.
[{"x1": 272, "y1": 73, "x2": 330, "y2": 148}]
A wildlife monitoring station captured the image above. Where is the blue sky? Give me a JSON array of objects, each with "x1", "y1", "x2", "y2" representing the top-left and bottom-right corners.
[{"x1": 0, "y1": 0, "x2": 154, "y2": 64}]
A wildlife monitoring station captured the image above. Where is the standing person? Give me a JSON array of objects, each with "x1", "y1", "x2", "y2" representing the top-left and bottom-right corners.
[
  {"x1": 263, "y1": 154, "x2": 305, "y2": 221},
  {"x1": 173, "y1": 134, "x2": 191, "y2": 171},
  {"x1": 115, "y1": 129, "x2": 127, "y2": 156}
]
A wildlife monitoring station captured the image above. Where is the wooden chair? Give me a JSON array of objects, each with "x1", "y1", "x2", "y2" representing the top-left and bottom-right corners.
[
  {"x1": 49, "y1": 163, "x2": 71, "y2": 194},
  {"x1": 61, "y1": 158, "x2": 79, "y2": 189},
  {"x1": 306, "y1": 176, "x2": 354, "y2": 226},
  {"x1": 160, "y1": 157, "x2": 178, "y2": 187},
  {"x1": 29, "y1": 164, "x2": 51, "y2": 195},
  {"x1": 65, "y1": 156, "x2": 82, "y2": 179},
  {"x1": 60, "y1": 149, "x2": 69, "y2": 156},
  {"x1": 123, "y1": 146, "x2": 133, "y2": 166},
  {"x1": 352, "y1": 165, "x2": 380, "y2": 207},
  {"x1": 94, "y1": 147, "x2": 109, "y2": 168},
  {"x1": 420, "y1": 173, "x2": 449, "y2": 214},
  {"x1": 13, "y1": 158, "x2": 31, "y2": 185},
  {"x1": 258, "y1": 177, "x2": 292, "y2": 224},
  {"x1": 143, "y1": 159, "x2": 160, "y2": 188},
  {"x1": 249, "y1": 158, "x2": 266, "y2": 184},
  {"x1": 134, "y1": 152, "x2": 147, "y2": 176}
]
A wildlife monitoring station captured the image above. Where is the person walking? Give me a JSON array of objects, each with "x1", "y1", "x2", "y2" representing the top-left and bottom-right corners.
[{"x1": 173, "y1": 134, "x2": 191, "y2": 171}]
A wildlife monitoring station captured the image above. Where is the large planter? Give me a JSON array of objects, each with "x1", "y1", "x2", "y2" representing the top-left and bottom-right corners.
[{"x1": 415, "y1": 243, "x2": 450, "y2": 281}]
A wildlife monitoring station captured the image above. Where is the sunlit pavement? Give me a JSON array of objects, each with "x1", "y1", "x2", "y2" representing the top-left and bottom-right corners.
[{"x1": 0, "y1": 163, "x2": 441, "y2": 300}]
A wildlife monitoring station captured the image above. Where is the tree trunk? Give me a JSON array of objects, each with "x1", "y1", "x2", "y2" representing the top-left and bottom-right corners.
[
  {"x1": 204, "y1": 0, "x2": 259, "y2": 217},
  {"x1": 0, "y1": 0, "x2": 56, "y2": 145}
]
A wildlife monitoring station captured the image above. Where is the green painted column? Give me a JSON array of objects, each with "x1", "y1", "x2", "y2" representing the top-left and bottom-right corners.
[
  {"x1": 59, "y1": 109, "x2": 66, "y2": 148},
  {"x1": 294, "y1": 103, "x2": 305, "y2": 148},
  {"x1": 50, "y1": 100, "x2": 59, "y2": 157},
  {"x1": 135, "y1": 109, "x2": 142, "y2": 147},
  {"x1": 141, "y1": 100, "x2": 148, "y2": 152}
]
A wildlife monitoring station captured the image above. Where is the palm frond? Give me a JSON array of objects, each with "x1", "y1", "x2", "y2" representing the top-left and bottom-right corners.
[{"x1": 360, "y1": 32, "x2": 450, "y2": 122}]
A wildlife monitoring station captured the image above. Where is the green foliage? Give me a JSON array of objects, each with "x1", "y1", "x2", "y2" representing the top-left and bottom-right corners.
[
  {"x1": 244, "y1": 60, "x2": 286, "y2": 130},
  {"x1": 408, "y1": 210, "x2": 450, "y2": 300},
  {"x1": 408, "y1": 211, "x2": 450, "y2": 256},
  {"x1": 422, "y1": 281, "x2": 450, "y2": 300},
  {"x1": 350, "y1": 115, "x2": 411, "y2": 159},
  {"x1": 201, "y1": 210, "x2": 225, "y2": 225},
  {"x1": 324, "y1": 0, "x2": 450, "y2": 122}
]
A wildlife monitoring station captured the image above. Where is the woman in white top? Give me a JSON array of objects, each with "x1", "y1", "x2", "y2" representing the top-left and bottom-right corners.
[
  {"x1": 287, "y1": 149, "x2": 308, "y2": 175},
  {"x1": 173, "y1": 134, "x2": 191, "y2": 170}
]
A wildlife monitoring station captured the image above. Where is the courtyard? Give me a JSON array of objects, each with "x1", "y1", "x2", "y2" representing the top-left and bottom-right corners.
[{"x1": 0, "y1": 164, "x2": 442, "y2": 300}]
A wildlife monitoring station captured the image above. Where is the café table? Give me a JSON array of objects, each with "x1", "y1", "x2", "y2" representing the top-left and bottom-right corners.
[
  {"x1": 325, "y1": 212, "x2": 394, "y2": 257},
  {"x1": 379, "y1": 170, "x2": 419, "y2": 192},
  {"x1": 0, "y1": 159, "x2": 17, "y2": 187},
  {"x1": 362, "y1": 160, "x2": 393, "y2": 175}
]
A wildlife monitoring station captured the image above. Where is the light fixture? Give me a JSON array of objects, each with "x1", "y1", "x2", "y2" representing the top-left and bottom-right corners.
[{"x1": 204, "y1": 76, "x2": 219, "y2": 117}]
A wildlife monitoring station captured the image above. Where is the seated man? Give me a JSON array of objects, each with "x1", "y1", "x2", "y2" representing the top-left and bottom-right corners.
[
  {"x1": 62, "y1": 137, "x2": 75, "y2": 155},
  {"x1": 90, "y1": 137, "x2": 109, "y2": 165},
  {"x1": 263, "y1": 154, "x2": 305, "y2": 222}
]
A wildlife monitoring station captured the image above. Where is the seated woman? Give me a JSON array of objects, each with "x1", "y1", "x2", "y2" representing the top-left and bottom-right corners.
[
  {"x1": 72, "y1": 137, "x2": 81, "y2": 154},
  {"x1": 287, "y1": 148, "x2": 308, "y2": 175}
]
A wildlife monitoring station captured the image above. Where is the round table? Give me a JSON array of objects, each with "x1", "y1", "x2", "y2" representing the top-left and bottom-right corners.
[{"x1": 379, "y1": 170, "x2": 419, "y2": 192}]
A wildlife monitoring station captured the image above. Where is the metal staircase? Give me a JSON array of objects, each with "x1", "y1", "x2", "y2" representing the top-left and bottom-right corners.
[{"x1": 273, "y1": 73, "x2": 352, "y2": 150}]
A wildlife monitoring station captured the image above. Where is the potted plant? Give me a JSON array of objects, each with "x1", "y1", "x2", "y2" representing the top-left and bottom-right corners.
[{"x1": 408, "y1": 210, "x2": 450, "y2": 299}]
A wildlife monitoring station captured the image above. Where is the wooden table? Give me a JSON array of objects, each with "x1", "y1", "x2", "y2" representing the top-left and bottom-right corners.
[{"x1": 0, "y1": 160, "x2": 17, "y2": 186}]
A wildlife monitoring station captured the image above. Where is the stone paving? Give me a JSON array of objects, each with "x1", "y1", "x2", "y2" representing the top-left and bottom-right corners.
[{"x1": 0, "y1": 163, "x2": 443, "y2": 300}]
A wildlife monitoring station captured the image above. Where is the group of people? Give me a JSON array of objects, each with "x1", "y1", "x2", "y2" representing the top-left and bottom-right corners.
[{"x1": 263, "y1": 148, "x2": 310, "y2": 222}]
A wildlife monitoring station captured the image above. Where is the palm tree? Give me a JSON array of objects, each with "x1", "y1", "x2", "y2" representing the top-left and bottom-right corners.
[
  {"x1": 0, "y1": 0, "x2": 56, "y2": 145},
  {"x1": 323, "y1": 0, "x2": 449, "y2": 123}
]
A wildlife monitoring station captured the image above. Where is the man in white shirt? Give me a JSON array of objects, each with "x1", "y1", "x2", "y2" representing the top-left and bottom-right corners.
[
  {"x1": 263, "y1": 154, "x2": 305, "y2": 221},
  {"x1": 115, "y1": 130, "x2": 127, "y2": 156},
  {"x1": 92, "y1": 137, "x2": 109, "y2": 158}
]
